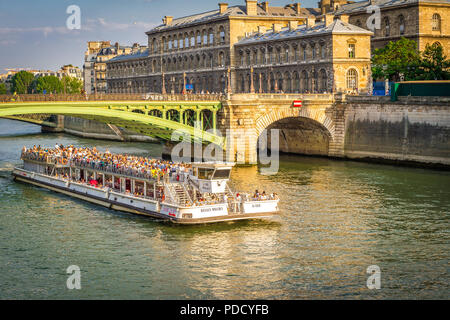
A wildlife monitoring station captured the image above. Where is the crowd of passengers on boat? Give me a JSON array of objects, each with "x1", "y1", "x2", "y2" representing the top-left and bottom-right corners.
[
  {"x1": 21, "y1": 144, "x2": 190, "y2": 180},
  {"x1": 21, "y1": 145, "x2": 279, "y2": 206}
]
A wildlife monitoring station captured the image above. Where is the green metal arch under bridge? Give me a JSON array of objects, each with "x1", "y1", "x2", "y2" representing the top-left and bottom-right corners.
[{"x1": 0, "y1": 101, "x2": 225, "y2": 148}]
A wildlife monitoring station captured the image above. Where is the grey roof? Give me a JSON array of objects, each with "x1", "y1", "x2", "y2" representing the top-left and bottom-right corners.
[
  {"x1": 108, "y1": 50, "x2": 149, "y2": 63},
  {"x1": 236, "y1": 19, "x2": 373, "y2": 46},
  {"x1": 336, "y1": 0, "x2": 450, "y2": 15},
  {"x1": 147, "y1": 5, "x2": 321, "y2": 34}
]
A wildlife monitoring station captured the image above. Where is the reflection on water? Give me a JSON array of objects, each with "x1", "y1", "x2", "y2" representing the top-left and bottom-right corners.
[{"x1": 0, "y1": 118, "x2": 448, "y2": 299}]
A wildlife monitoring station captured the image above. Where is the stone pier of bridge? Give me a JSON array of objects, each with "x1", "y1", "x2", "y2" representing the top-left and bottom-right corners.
[{"x1": 218, "y1": 93, "x2": 343, "y2": 163}]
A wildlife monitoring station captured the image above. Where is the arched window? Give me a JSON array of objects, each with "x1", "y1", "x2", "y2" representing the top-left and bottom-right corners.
[
  {"x1": 398, "y1": 15, "x2": 405, "y2": 35},
  {"x1": 346, "y1": 68, "x2": 358, "y2": 90},
  {"x1": 219, "y1": 51, "x2": 225, "y2": 67},
  {"x1": 196, "y1": 31, "x2": 201, "y2": 46},
  {"x1": 384, "y1": 17, "x2": 390, "y2": 36},
  {"x1": 219, "y1": 26, "x2": 225, "y2": 43},
  {"x1": 432, "y1": 14, "x2": 441, "y2": 31},
  {"x1": 209, "y1": 30, "x2": 214, "y2": 45}
]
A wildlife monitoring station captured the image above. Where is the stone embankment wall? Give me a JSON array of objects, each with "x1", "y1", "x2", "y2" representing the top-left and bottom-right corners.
[
  {"x1": 44, "y1": 116, "x2": 158, "y2": 142},
  {"x1": 340, "y1": 96, "x2": 450, "y2": 167}
]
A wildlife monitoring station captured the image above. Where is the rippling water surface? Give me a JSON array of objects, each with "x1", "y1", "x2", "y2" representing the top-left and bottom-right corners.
[{"x1": 0, "y1": 118, "x2": 448, "y2": 299}]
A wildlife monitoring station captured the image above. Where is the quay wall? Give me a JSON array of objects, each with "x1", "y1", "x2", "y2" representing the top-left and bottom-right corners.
[
  {"x1": 44, "y1": 116, "x2": 158, "y2": 143},
  {"x1": 340, "y1": 96, "x2": 450, "y2": 167}
]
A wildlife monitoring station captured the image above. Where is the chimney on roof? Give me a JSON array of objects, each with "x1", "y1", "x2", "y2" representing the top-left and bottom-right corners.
[
  {"x1": 258, "y1": 26, "x2": 267, "y2": 34},
  {"x1": 261, "y1": 1, "x2": 269, "y2": 12},
  {"x1": 289, "y1": 21, "x2": 298, "y2": 31},
  {"x1": 273, "y1": 23, "x2": 283, "y2": 33},
  {"x1": 294, "y1": 3, "x2": 301, "y2": 15},
  {"x1": 324, "y1": 13, "x2": 334, "y2": 27},
  {"x1": 219, "y1": 3, "x2": 228, "y2": 14},
  {"x1": 162, "y1": 16, "x2": 173, "y2": 26},
  {"x1": 306, "y1": 17, "x2": 316, "y2": 28},
  {"x1": 246, "y1": 0, "x2": 257, "y2": 16},
  {"x1": 340, "y1": 14, "x2": 349, "y2": 24}
]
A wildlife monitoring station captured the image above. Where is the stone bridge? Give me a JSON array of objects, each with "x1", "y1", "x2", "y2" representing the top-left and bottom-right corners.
[
  {"x1": 220, "y1": 93, "x2": 343, "y2": 163},
  {"x1": 219, "y1": 93, "x2": 450, "y2": 166}
]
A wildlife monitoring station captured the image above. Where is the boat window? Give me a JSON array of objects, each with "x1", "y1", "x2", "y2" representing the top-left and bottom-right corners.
[
  {"x1": 198, "y1": 168, "x2": 214, "y2": 180},
  {"x1": 213, "y1": 169, "x2": 231, "y2": 179}
]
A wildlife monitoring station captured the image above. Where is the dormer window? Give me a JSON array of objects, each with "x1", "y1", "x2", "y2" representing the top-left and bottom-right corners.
[{"x1": 348, "y1": 43, "x2": 355, "y2": 58}]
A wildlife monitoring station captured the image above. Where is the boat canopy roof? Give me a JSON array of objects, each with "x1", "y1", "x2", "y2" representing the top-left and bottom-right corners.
[{"x1": 190, "y1": 162, "x2": 235, "y2": 170}]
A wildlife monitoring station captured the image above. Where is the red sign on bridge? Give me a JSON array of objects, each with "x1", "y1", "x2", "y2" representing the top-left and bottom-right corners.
[{"x1": 292, "y1": 100, "x2": 302, "y2": 108}]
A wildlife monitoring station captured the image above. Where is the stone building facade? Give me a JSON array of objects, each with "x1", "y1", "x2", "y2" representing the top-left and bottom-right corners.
[
  {"x1": 234, "y1": 15, "x2": 372, "y2": 94},
  {"x1": 106, "y1": 0, "x2": 447, "y2": 94},
  {"x1": 84, "y1": 41, "x2": 147, "y2": 94},
  {"x1": 106, "y1": 1, "x2": 321, "y2": 94},
  {"x1": 334, "y1": 0, "x2": 450, "y2": 56}
]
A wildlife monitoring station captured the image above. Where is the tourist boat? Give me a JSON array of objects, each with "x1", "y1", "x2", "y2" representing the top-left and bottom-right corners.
[{"x1": 12, "y1": 149, "x2": 279, "y2": 224}]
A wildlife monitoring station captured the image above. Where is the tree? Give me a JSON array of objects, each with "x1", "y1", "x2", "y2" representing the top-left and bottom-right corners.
[
  {"x1": 0, "y1": 83, "x2": 7, "y2": 94},
  {"x1": 372, "y1": 37, "x2": 421, "y2": 81},
  {"x1": 34, "y1": 75, "x2": 63, "y2": 94},
  {"x1": 61, "y1": 76, "x2": 83, "y2": 94},
  {"x1": 415, "y1": 42, "x2": 450, "y2": 80},
  {"x1": 11, "y1": 71, "x2": 35, "y2": 94}
]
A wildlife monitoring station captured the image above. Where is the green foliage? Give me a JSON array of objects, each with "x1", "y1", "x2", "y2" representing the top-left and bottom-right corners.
[
  {"x1": 11, "y1": 71, "x2": 35, "y2": 94},
  {"x1": 372, "y1": 37, "x2": 421, "y2": 81},
  {"x1": 414, "y1": 42, "x2": 450, "y2": 80},
  {"x1": 0, "y1": 83, "x2": 7, "y2": 94},
  {"x1": 61, "y1": 76, "x2": 83, "y2": 94},
  {"x1": 372, "y1": 38, "x2": 450, "y2": 81},
  {"x1": 34, "y1": 75, "x2": 63, "y2": 94}
]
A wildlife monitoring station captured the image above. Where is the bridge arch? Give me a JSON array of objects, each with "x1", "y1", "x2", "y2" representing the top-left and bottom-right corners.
[
  {"x1": 255, "y1": 107, "x2": 335, "y2": 156},
  {"x1": 255, "y1": 107, "x2": 335, "y2": 140}
]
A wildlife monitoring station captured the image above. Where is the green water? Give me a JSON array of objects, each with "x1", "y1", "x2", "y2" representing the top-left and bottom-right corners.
[{"x1": 0, "y1": 118, "x2": 448, "y2": 299}]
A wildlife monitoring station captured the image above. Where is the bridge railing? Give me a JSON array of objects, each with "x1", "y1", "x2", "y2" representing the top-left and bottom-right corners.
[
  {"x1": 0, "y1": 93, "x2": 225, "y2": 103},
  {"x1": 229, "y1": 93, "x2": 335, "y2": 101}
]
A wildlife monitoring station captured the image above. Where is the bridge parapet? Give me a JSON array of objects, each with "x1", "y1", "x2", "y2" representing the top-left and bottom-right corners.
[{"x1": 0, "y1": 93, "x2": 225, "y2": 103}]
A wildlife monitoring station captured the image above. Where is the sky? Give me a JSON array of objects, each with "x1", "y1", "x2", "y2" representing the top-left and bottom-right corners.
[{"x1": 0, "y1": 0, "x2": 319, "y2": 73}]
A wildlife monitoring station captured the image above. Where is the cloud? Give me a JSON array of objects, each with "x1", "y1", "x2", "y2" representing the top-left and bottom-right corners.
[{"x1": 0, "y1": 18, "x2": 156, "y2": 37}]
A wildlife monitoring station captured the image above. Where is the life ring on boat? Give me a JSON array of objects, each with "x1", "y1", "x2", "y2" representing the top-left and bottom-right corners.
[{"x1": 62, "y1": 158, "x2": 68, "y2": 165}]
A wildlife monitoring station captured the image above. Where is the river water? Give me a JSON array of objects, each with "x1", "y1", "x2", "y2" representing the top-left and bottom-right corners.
[{"x1": 0, "y1": 118, "x2": 448, "y2": 299}]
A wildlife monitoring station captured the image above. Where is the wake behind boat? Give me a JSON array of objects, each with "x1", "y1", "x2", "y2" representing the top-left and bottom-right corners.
[{"x1": 13, "y1": 145, "x2": 279, "y2": 224}]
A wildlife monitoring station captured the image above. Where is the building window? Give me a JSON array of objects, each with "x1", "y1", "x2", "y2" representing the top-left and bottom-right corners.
[
  {"x1": 190, "y1": 36, "x2": 195, "y2": 47},
  {"x1": 346, "y1": 68, "x2": 358, "y2": 90},
  {"x1": 185, "y1": 37, "x2": 189, "y2": 48},
  {"x1": 384, "y1": 17, "x2": 390, "y2": 36},
  {"x1": 285, "y1": 48, "x2": 289, "y2": 63},
  {"x1": 219, "y1": 27, "x2": 225, "y2": 43},
  {"x1": 311, "y1": 45, "x2": 316, "y2": 59},
  {"x1": 432, "y1": 14, "x2": 441, "y2": 31},
  {"x1": 203, "y1": 33, "x2": 208, "y2": 45},
  {"x1": 348, "y1": 44, "x2": 355, "y2": 58},
  {"x1": 398, "y1": 15, "x2": 405, "y2": 35},
  {"x1": 179, "y1": 38, "x2": 183, "y2": 49},
  {"x1": 197, "y1": 34, "x2": 201, "y2": 46},
  {"x1": 209, "y1": 32, "x2": 214, "y2": 45}
]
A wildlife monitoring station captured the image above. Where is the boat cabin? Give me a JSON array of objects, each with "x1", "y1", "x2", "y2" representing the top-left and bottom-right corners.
[{"x1": 189, "y1": 162, "x2": 234, "y2": 194}]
